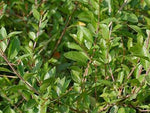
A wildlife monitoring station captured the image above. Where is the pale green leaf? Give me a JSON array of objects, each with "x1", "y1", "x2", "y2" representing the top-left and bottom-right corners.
[
  {"x1": 78, "y1": 26, "x2": 93, "y2": 43},
  {"x1": 33, "y1": 8, "x2": 40, "y2": 21},
  {"x1": 100, "y1": 24, "x2": 109, "y2": 39}
]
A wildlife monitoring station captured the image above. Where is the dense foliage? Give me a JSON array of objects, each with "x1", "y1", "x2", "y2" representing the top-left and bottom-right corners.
[{"x1": 1, "y1": 0, "x2": 150, "y2": 112}]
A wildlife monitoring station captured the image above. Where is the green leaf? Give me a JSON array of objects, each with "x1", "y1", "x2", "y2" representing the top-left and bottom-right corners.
[
  {"x1": 128, "y1": 25, "x2": 143, "y2": 35},
  {"x1": 0, "y1": 27, "x2": 7, "y2": 52},
  {"x1": 40, "y1": 20, "x2": 48, "y2": 29},
  {"x1": 125, "y1": 107, "x2": 136, "y2": 113},
  {"x1": 0, "y1": 36, "x2": 7, "y2": 52},
  {"x1": 118, "y1": 107, "x2": 126, "y2": 113},
  {"x1": 130, "y1": 44, "x2": 149, "y2": 59},
  {"x1": 100, "y1": 24, "x2": 109, "y2": 39},
  {"x1": 127, "y1": 38, "x2": 133, "y2": 49},
  {"x1": 130, "y1": 79, "x2": 140, "y2": 87},
  {"x1": 67, "y1": 42, "x2": 83, "y2": 51},
  {"x1": 84, "y1": 40, "x2": 92, "y2": 49},
  {"x1": 145, "y1": 0, "x2": 150, "y2": 8},
  {"x1": 3, "y1": 106, "x2": 15, "y2": 113},
  {"x1": 1, "y1": 27, "x2": 7, "y2": 38},
  {"x1": 29, "y1": 32, "x2": 36, "y2": 40},
  {"x1": 78, "y1": 11, "x2": 93, "y2": 22},
  {"x1": 71, "y1": 66, "x2": 82, "y2": 83},
  {"x1": 23, "y1": 73, "x2": 36, "y2": 80},
  {"x1": 122, "y1": 12, "x2": 138, "y2": 23},
  {"x1": 7, "y1": 31, "x2": 22, "y2": 38},
  {"x1": 26, "y1": 99, "x2": 37, "y2": 109},
  {"x1": 44, "y1": 67, "x2": 56, "y2": 80},
  {"x1": 117, "y1": 71, "x2": 124, "y2": 84},
  {"x1": 101, "y1": 17, "x2": 117, "y2": 24},
  {"x1": 64, "y1": 51, "x2": 89, "y2": 64},
  {"x1": 77, "y1": 29, "x2": 83, "y2": 43},
  {"x1": 96, "y1": 80, "x2": 112, "y2": 86},
  {"x1": 137, "y1": 34, "x2": 143, "y2": 45},
  {"x1": 78, "y1": 26, "x2": 93, "y2": 43},
  {"x1": 109, "y1": 105, "x2": 118, "y2": 113},
  {"x1": 8, "y1": 37, "x2": 20, "y2": 59},
  {"x1": 22, "y1": 90, "x2": 31, "y2": 101},
  {"x1": 32, "y1": 8, "x2": 40, "y2": 21},
  {"x1": 0, "y1": 67, "x2": 12, "y2": 73},
  {"x1": 8, "y1": 85, "x2": 27, "y2": 91}
]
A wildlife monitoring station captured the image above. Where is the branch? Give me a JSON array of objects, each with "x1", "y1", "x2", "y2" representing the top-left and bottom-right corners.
[
  {"x1": 0, "y1": 48, "x2": 39, "y2": 95},
  {"x1": 33, "y1": 16, "x2": 42, "y2": 49},
  {"x1": 50, "y1": 6, "x2": 77, "y2": 58},
  {"x1": 82, "y1": 0, "x2": 101, "y2": 84},
  {"x1": 117, "y1": 0, "x2": 128, "y2": 14},
  {"x1": 137, "y1": 108, "x2": 150, "y2": 112},
  {"x1": 0, "y1": 74, "x2": 17, "y2": 78},
  {"x1": 127, "y1": 30, "x2": 150, "y2": 79}
]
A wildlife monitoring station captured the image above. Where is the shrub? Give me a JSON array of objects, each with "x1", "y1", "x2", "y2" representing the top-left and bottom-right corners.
[{"x1": 0, "y1": 0, "x2": 150, "y2": 113}]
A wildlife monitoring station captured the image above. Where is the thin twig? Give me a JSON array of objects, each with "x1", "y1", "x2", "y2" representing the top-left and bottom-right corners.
[
  {"x1": 0, "y1": 75, "x2": 17, "y2": 78},
  {"x1": 146, "y1": 31, "x2": 150, "y2": 49},
  {"x1": 109, "y1": 66, "x2": 115, "y2": 82},
  {"x1": 16, "y1": 98, "x2": 25, "y2": 107},
  {"x1": 107, "y1": 20, "x2": 115, "y2": 82},
  {"x1": 35, "y1": 0, "x2": 38, "y2": 7},
  {"x1": 137, "y1": 65, "x2": 143, "y2": 77},
  {"x1": 127, "y1": 62, "x2": 138, "y2": 79},
  {"x1": 117, "y1": 0, "x2": 128, "y2": 14},
  {"x1": 33, "y1": 16, "x2": 42, "y2": 49},
  {"x1": 94, "y1": 64, "x2": 98, "y2": 99},
  {"x1": 99, "y1": 104, "x2": 110, "y2": 112}
]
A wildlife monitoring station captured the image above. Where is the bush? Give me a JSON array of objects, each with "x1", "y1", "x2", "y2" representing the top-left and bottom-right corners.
[{"x1": 0, "y1": 0, "x2": 150, "y2": 112}]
